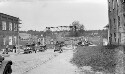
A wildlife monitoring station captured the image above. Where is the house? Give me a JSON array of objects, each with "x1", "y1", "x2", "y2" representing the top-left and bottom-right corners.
[
  {"x1": 0, "y1": 13, "x2": 20, "y2": 49},
  {"x1": 108, "y1": 0, "x2": 125, "y2": 45}
]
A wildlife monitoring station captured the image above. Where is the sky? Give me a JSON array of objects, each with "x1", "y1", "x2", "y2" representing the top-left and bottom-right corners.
[{"x1": 0, "y1": 0, "x2": 108, "y2": 31}]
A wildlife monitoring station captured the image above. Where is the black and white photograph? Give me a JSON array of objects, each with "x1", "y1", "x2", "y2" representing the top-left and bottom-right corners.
[{"x1": 0, "y1": 0, "x2": 124, "y2": 74}]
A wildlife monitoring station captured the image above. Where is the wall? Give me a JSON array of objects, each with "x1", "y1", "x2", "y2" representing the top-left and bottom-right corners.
[
  {"x1": 0, "y1": 31, "x2": 18, "y2": 49},
  {"x1": 108, "y1": 0, "x2": 125, "y2": 45},
  {"x1": 0, "y1": 13, "x2": 19, "y2": 49}
]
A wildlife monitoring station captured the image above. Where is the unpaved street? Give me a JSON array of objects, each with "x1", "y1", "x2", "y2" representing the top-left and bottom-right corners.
[
  {"x1": 5, "y1": 49, "x2": 60, "y2": 74},
  {"x1": 24, "y1": 50, "x2": 77, "y2": 74}
]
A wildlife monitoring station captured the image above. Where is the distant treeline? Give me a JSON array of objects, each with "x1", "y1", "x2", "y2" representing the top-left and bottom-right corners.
[
  {"x1": 83, "y1": 29, "x2": 108, "y2": 38},
  {"x1": 66, "y1": 29, "x2": 108, "y2": 39},
  {"x1": 20, "y1": 30, "x2": 44, "y2": 37},
  {"x1": 20, "y1": 29, "x2": 108, "y2": 39}
]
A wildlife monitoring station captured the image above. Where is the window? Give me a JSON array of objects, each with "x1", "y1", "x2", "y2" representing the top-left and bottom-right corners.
[
  {"x1": 114, "y1": 19, "x2": 116, "y2": 29},
  {"x1": 118, "y1": 16, "x2": 120, "y2": 27},
  {"x1": 9, "y1": 36, "x2": 12, "y2": 45},
  {"x1": 123, "y1": 14, "x2": 125, "y2": 18},
  {"x1": 113, "y1": 0, "x2": 115, "y2": 9},
  {"x1": 9, "y1": 22, "x2": 12, "y2": 31},
  {"x1": 14, "y1": 36, "x2": 16, "y2": 44},
  {"x1": 117, "y1": 0, "x2": 119, "y2": 6},
  {"x1": 108, "y1": 0, "x2": 110, "y2": 3},
  {"x1": 109, "y1": 33, "x2": 112, "y2": 43},
  {"x1": 2, "y1": 21, "x2": 6, "y2": 30},
  {"x1": 3, "y1": 38, "x2": 6, "y2": 45},
  {"x1": 110, "y1": 19, "x2": 112, "y2": 29},
  {"x1": 114, "y1": 33, "x2": 116, "y2": 42},
  {"x1": 122, "y1": 0, "x2": 125, "y2": 3},
  {"x1": 14, "y1": 23, "x2": 18, "y2": 31}
]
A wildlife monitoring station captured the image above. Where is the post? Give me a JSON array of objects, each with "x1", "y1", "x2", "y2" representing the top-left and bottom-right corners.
[
  {"x1": 43, "y1": 37, "x2": 45, "y2": 46},
  {"x1": 17, "y1": 27, "x2": 19, "y2": 54},
  {"x1": 17, "y1": 18, "x2": 21, "y2": 54}
]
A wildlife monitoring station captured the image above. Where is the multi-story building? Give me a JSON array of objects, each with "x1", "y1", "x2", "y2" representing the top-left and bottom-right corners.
[
  {"x1": 108, "y1": 0, "x2": 125, "y2": 45},
  {"x1": 0, "y1": 13, "x2": 20, "y2": 49}
]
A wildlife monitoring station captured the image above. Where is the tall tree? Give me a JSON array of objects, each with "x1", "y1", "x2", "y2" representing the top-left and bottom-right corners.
[{"x1": 69, "y1": 21, "x2": 85, "y2": 37}]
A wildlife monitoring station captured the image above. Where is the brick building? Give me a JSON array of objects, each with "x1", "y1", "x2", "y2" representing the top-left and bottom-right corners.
[
  {"x1": 108, "y1": 0, "x2": 125, "y2": 45},
  {"x1": 0, "y1": 13, "x2": 20, "y2": 49}
]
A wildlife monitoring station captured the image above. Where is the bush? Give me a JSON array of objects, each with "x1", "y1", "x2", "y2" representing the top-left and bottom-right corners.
[{"x1": 71, "y1": 45, "x2": 118, "y2": 73}]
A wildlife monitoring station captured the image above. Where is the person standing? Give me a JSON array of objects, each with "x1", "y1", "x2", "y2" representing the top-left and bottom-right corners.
[
  {"x1": 6, "y1": 44, "x2": 9, "y2": 54},
  {"x1": 13, "y1": 45, "x2": 16, "y2": 53},
  {"x1": 35, "y1": 43, "x2": 38, "y2": 53},
  {"x1": 32, "y1": 42, "x2": 36, "y2": 53}
]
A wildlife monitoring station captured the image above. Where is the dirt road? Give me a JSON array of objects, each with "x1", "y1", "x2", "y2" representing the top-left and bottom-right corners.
[
  {"x1": 5, "y1": 49, "x2": 60, "y2": 74},
  {"x1": 24, "y1": 50, "x2": 77, "y2": 74}
]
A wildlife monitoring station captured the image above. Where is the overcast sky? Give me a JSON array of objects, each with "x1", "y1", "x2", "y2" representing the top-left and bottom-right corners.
[{"x1": 0, "y1": 0, "x2": 108, "y2": 31}]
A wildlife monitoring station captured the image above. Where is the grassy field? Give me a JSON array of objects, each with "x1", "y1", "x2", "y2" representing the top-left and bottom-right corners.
[{"x1": 71, "y1": 45, "x2": 119, "y2": 73}]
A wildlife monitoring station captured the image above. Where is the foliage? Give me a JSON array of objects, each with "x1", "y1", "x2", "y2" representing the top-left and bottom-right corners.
[
  {"x1": 43, "y1": 29, "x2": 52, "y2": 37},
  {"x1": 71, "y1": 45, "x2": 118, "y2": 73},
  {"x1": 84, "y1": 29, "x2": 108, "y2": 38},
  {"x1": 20, "y1": 30, "x2": 44, "y2": 37},
  {"x1": 69, "y1": 21, "x2": 85, "y2": 37},
  {"x1": 68, "y1": 21, "x2": 108, "y2": 38}
]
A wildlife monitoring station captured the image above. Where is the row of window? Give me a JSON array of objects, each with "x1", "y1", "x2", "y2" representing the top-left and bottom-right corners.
[
  {"x1": 2, "y1": 21, "x2": 18, "y2": 31},
  {"x1": 3, "y1": 36, "x2": 17, "y2": 45},
  {"x1": 109, "y1": 0, "x2": 125, "y2": 12}
]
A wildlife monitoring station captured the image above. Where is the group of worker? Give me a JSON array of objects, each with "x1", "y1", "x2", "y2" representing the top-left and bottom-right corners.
[{"x1": 2, "y1": 44, "x2": 17, "y2": 54}]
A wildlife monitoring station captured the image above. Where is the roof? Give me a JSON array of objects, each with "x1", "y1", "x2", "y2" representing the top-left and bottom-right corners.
[
  {"x1": 104, "y1": 24, "x2": 109, "y2": 28},
  {"x1": 0, "y1": 12, "x2": 19, "y2": 19}
]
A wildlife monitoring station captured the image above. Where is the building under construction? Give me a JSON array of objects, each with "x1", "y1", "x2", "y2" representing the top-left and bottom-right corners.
[{"x1": 108, "y1": 0, "x2": 125, "y2": 45}]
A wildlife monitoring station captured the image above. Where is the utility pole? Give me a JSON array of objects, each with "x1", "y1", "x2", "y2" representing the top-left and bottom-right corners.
[{"x1": 17, "y1": 18, "x2": 21, "y2": 54}]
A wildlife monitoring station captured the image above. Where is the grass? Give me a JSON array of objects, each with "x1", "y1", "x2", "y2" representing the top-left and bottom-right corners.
[{"x1": 71, "y1": 45, "x2": 119, "y2": 73}]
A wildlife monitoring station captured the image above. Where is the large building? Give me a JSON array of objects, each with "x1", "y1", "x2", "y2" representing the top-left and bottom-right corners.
[
  {"x1": 0, "y1": 13, "x2": 20, "y2": 49},
  {"x1": 108, "y1": 0, "x2": 125, "y2": 45}
]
